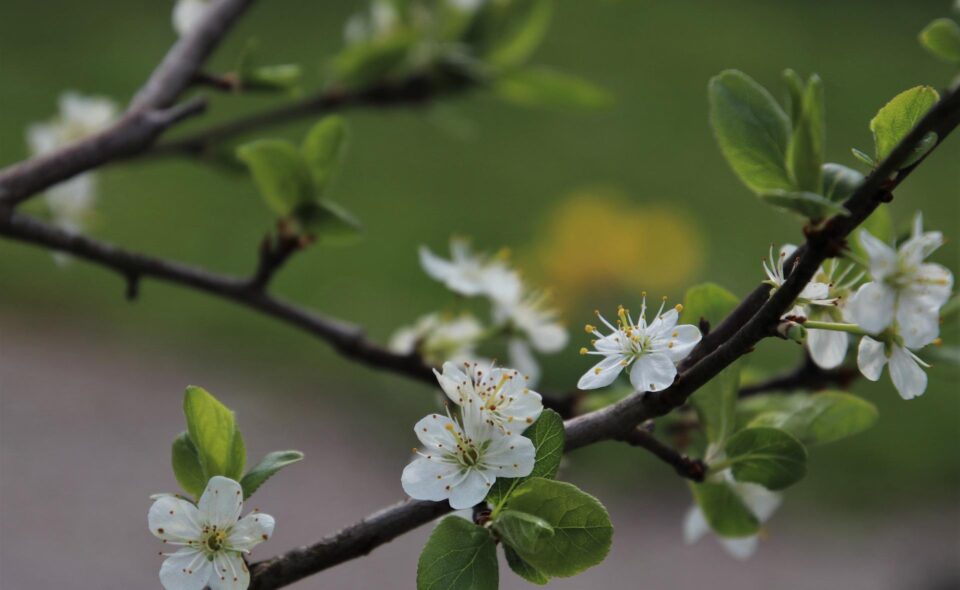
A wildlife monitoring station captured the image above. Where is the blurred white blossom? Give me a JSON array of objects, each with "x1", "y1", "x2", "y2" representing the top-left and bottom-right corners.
[{"x1": 389, "y1": 312, "x2": 485, "y2": 365}]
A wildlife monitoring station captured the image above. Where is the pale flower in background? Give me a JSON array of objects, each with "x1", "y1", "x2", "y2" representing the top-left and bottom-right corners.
[
  {"x1": 419, "y1": 238, "x2": 522, "y2": 304},
  {"x1": 493, "y1": 289, "x2": 568, "y2": 385},
  {"x1": 434, "y1": 360, "x2": 543, "y2": 434},
  {"x1": 401, "y1": 409, "x2": 535, "y2": 509},
  {"x1": 845, "y1": 213, "x2": 953, "y2": 338},
  {"x1": 149, "y1": 476, "x2": 275, "y2": 590},
  {"x1": 27, "y1": 91, "x2": 118, "y2": 236},
  {"x1": 173, "y1": 0, "x2": 213, "y2": 36},
  {"x1": 389, "y1": 312, "x2": 485, "y2": 365},
  {"x1": 578, "y1": 297, "x2": 702, "y2": 392},
  {"x1": 343, "y1": 0, "x2": 400, "y2": 44},
  {"x1": 684, "y1": 471, "x2": 783, "y2": 560}
]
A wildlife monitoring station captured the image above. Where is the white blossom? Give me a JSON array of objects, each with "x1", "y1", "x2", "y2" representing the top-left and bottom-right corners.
[
  {"x1": 857, "y1": 335, "x2": 931, "y2": 400},
  {"x1": 173, "y1": 0, "x2": 213, "y2": 36},
  {"x1": 389, "y1": 312, "x2": 485, "y2": 365},
  {"x1": 401, "y1": 408, "x2": 535, "y2": 509},
  {"x1": 149, "y1": 477, "x2": 274, "y2": 590},
  {"x1": 434, "y1": 360, "x2": 543, "y2": 434},
  {"x1": 577, "y1": 297, "x2": 701, "y2": 392},
  {"x1": 762, "y1": 244, "x2": 834, "y2": 308},
  {"x1": 845, "y1": 213, "x2": 953, "y2": 339},
  {"x1": 419, "y1": 238, "x2": 522, "y2": 304},
  {"x1": 683, "y1": 471, "x2": 782, "y2": 560},
  {"x1": 493, "y1": 289, "x2": 568, "y2": 385},
  {"x1": 26, "y1": 92, "x2": 117, "y2": 235}
]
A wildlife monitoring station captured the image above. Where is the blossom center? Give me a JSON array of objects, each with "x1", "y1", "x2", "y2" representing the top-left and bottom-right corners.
[{"x1": 202, "y1": 528, "x2": 229, "y2": 554}]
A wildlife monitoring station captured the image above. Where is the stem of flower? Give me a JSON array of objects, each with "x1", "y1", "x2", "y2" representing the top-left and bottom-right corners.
[{"x1": 802, "y1": 321, "x2": 871, "y2": 336}]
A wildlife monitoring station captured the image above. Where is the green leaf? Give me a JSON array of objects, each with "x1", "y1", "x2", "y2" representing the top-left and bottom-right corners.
[
  {"x1": 781, "y1": 69, "x2": 805, "y2": 126},
  {"x1": 743, "y1": 391, "x2": 878, "y2": 447},
  {"x1": 493, "y1": 510, "x2": 554, "y2": 553},
  {"x1": 786, "y1": 74, "x2": 824, "y2": 193},
  {"x1": 486, "y1": 409, "x2": 565, "y2": 506},
  {"x1": 503, "y1": 545, "x2": 549, "y2": 585},
  {"x1": 821, "y1": 163, "x2": 864, "y2": 202},
  {"x1": 236, "y1": 140, "x2": 314, "y2": 216},
  {"x1": 870, "y1": 86, "x2": 940, "y2": 165},
  {"x1": 494, "y1": 67, "x2": 612, "y2": 110},
  {"x1": 240, "y1": 450, "x2": 305, "y2": 499},
  {"x1": 417, "y1": 517, "x2": 498, "y2": 590},
  {"x1": 331, "y1": 33, "x2": 416, "y2": 88},
  {"x1": 479, "y1": 0, "x2": 552, "y2": 69},
  {"x1": 919, "y1": 18, "x2": 960, "y2": 64},
  {"x1": 294, "y1": 199, "x2": 362, "y2": 244},
  {"x1": 759, "y1": 190, "x2": 850, "y2": 219},
  {"x1": 182, "y1": 386, "x2": 245, "y2": 481},
  {"x1": 850, "y1": 147, "x2": 877, "y2": 168},
  {"x1": 171, "y1": 432, "x2": 206, "y2": 499},
  {"x1": 501, "y1": 478, "x2": 612, "y2": 578},
  {"x1": 688, "y1": 481, "x2": 759, "y2": 538},
  {"x1": 725, "y1": 427, "x2": 807, "y2": 490},
  {"x1": 302, "y1": 116, "x2": 348, "y2": 193},
  {"x1": 681, "y1": 284, "x2": 741, "y2": 448},
  {"x1": 708, "y1": 70, "x2": 793, "y2": 194}
]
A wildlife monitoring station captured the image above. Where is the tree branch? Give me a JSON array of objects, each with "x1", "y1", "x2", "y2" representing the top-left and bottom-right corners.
[
  {"x1": 618, "y1": 426, "x2": 706, "y2": 481},
  {"x1": 739, "y1": 354, "x2": 859, "y2": 397},
  {"x1": 0, "y1": 0, "x2": 256, "y2": 207}
]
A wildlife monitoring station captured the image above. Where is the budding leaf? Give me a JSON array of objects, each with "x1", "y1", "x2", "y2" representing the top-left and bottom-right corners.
[
  {"x1": 500, "y1": 478, "x2": 612, "y2": 577},
  {"x1": 171, "y1": 432, "x2": 206, "y2": 499},
  {"x1": 182, "y1": 386, "x2": 246, "y2": 481},
  {"x1": 850, "y1": 147, "x2": 877, "y2": 168},
  {"x1": 486, "y1": 409, "x2": 564, "y2": 506},
  {"x1": 240, "y1": 450, "x2": 305, "y2": 499},
  {"x1": 492, "y1": 510, "x2": 554, "y2": 553},
  {"x1": 919, "y1": 18, "x2": 960, "y2": 64},
  {"x1": 821, "y1": 163, "x2": 864, "y2": 202},
  {"x1": 740, "y1": 391, "x2": 878, "y2": 447},
  {"x1": 708, "y1": 70, "x2": 793, "y2": 194},
  {"x1": 869, "y1": 86, "x2": 940, "y2": 167},
  {"x1": 786, "y1": 74, "x2": 824, "y2": 194},
  {"x1": 781, "y1": 69, "x2": 805, "y2": 126},
  {"x1": 494, "y1": 67, "x2": 613, "y2": 110},
  {"x1": 417, "y1": 516, "x2": 498, "y2": 590},
  {"x1": 294, "y1": 199, "x2": 362, "y2": 244},
  {"x1": 237, "y1": 140, "x2": 314, "y2": 216},
  {"x1": 302, "y1": 116, "x2": 347, "y2": 193},
  {"x1": 688, "y1": 481, "x2": 760, "y2": 538},
  {"x1": 503, "y1": 545, "x2": 549, "y2": 585},
  {"x1": 244, "y1": 64, "x2": 302, "y2": 91},
  {"x1": 724, "y1": 427, "x2": 807, "y2": 490}
]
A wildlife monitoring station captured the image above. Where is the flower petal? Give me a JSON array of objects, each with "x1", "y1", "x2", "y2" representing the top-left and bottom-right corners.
[
  {"x1": 845, "y1": 282, "x2": 895, "y2": 334},
  {"x1": 577, "y1": 355, "x2": 626, "y2": 390},
  {"x1": 227, "y1": 512, "x2": 275, "y2": 552},
  {"x1": 508, "y1": 339, "x2": 541, "y2": 387},
  {"x1": 662, "y1": 324, "x2": 702, "y2": 363},
  {"x1": 719, "y1": 535, "x2": 759, "y2": 560},
  {"x1": 401, "y1": 457, "x2": 461, "y2": 502},
  {"x1": 159, "y1": 548, "x2": 212, "y2": 590},
  {"x1": 807, "y1": 328, "x2": 848, "y2": 370},
  {"x1": 448, "y1": 470, "x2": 491, "y2": 510},
  {"x1": 629, "y1": 353, "x2": 677, "y2": 392},
  {"x1": 435, "y1": 362, "x2": 471, "y2": 406},
  {"x1": 856, "y1": 336, "x2": 887, "y2": 382},
  {"x1": 413, "y1": 413, "x2": 459, "y2": 453},
  {"x1": 858, "y1": 230, "x2": 897, "y2": 280},
  {"x1": 484, "y1": 434, "x2": 536, "y2": 478},
  {"x1": 198, "y1": 476, "x2": 244, "y2": 530},
  {"x1": 896, "y1": 306, "x2": 940, "y2": 349},
  {"x1": 527, "y1": 322, "x2": 568, "y2": 353},
  {"x1": 682, "y1": 506, "x2": 709, "y2": 544},
  {"x1": 904, "y1": 262, "x2": 954, "y2": 310},
  {"x1": 149, "y1": 495, "x2": 202, "y2": 543},
  {"x1": 889, "y1": 346, "x2": 927, "y2": 400},
  {"x1": 210, "y1": 551, "x2": 249, "y2": 590}
]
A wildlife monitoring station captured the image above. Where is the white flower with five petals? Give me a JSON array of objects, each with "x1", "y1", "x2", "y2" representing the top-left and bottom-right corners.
[
  {"x1": 389, "y1": 312, "x2": 485, "y2": 365},
  {"x1": 149, "y1": 476, "x2": 274, "y2": 590},
  {"x1": 419, "y1": 238, "x2": 522, "y2": 305},
  {"x1": 434, "y1": 361, "x2": 543, "y2": 434},
  {"x1": 493, "y1": 289, "x2": 568, "y2": 385},
  {"x1": 577, "y1": 297, "x2": 702, "y2": 392},
  {"x1": 401, "y1": 408, "x2": 536, "y2": 509}
]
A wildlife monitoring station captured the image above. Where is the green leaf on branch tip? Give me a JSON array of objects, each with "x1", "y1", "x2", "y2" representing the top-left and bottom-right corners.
[
  {"x1": 739, "y1": 391, "x2": 878, "y2": 447},
  {"x1": 499, "y1": 478, "x2": 612, "y2": 577},
  {"x1": 708, "y1": 70, "x2": 793, "y2": 194},
  {"x1": 302, "y1": 116, "x2": 348, "y2": 194},
  {"x1": 494, "y1": 67, "x2": 613, "y2": 110},
  {"x1": 171, "y1": 432, "x2": 206, "y2": 499},
  {"x1": 781, "y1": 69, "x2": 805, "y2": 126},
  {"x1": 759, "y1": 190, "x2": 850, "y2": 219},
  {"x1": 492, "y1": 510, "x2": 554, "y2": 553},
  {"x1": 850, "y1": 147, "x2": 876, "y2": 168},
  {"x1": 786, "y1": 74, "x2": 824, "y2": 194},
  {"x1": 240, "y1": 450, "x2": 305, "y2": 499},
  {"x1": 417, "y1": 516, "x2": 498, "y2": 590},
  {"x1": 681, "y1": 284, "x2": 740, "y2": 447},
  {"x1": 688, "y1": 481, "x2": 760, "y2": 538},
  {"x1": 294, "y1": 199, "x2": 362, "y2": 244},
  {"x1": 183, "y1": 386, "x2": 246, "y2": 481},
  {"x1": 821, "y1": 163, "x2": 864, "y2": 202},
  {"x1": 869, "y1": 86, "x2": 940, "y2": 167},
  {"x1": 236, "y1": 139, "x2": 314, "y2": 216},
  {"x1": 724, "y1": 427, "x2": 807, "y2": 490},
  {"x1": 920, "y1": 18, "x2": 960, "y2": 64},
  {"x1": 486, "y1": 409, "x2": 565, "y2": 506},
  {"x1": 503, "y1": 545, "x2": 549, "y2": 585}
]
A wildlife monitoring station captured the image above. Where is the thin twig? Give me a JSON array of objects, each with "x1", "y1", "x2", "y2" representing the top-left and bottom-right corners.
[
  {"x1": 618, "y1": 426, "x2": 706, "y2": 481},
  {"x1": 739, "y1": 354, "x2": 859, "y2": 397}
]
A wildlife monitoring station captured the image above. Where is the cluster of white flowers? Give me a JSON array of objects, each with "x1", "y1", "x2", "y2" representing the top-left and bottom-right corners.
[
  {"x1": 149, "y1": 477, "x2": 274, "y2": 590},
  {"x1": 576, "y1": 296, "x2": 703, "y2": 392},
  {"x1": 764, "y1": 212, "x2": 953, "y2": 400},
  {"x1": 390, "y1": 238, "x2": 568, "y2": 384},
  {"x1": 26, "y1": 92, "x2": 118, "y2": 238},
  {"x1": 401, "y1": 361, "x2": 542, "y2": 508}
]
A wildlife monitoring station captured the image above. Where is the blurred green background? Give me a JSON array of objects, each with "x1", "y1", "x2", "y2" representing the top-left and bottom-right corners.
[{"x1": 1, "y1": 0, "x2": 958, "y2": 537}]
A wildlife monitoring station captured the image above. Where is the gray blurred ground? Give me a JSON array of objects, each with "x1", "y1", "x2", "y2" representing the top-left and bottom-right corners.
[{"x1": 1, "y1": 312, "x2": 958, "y2": 590}]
